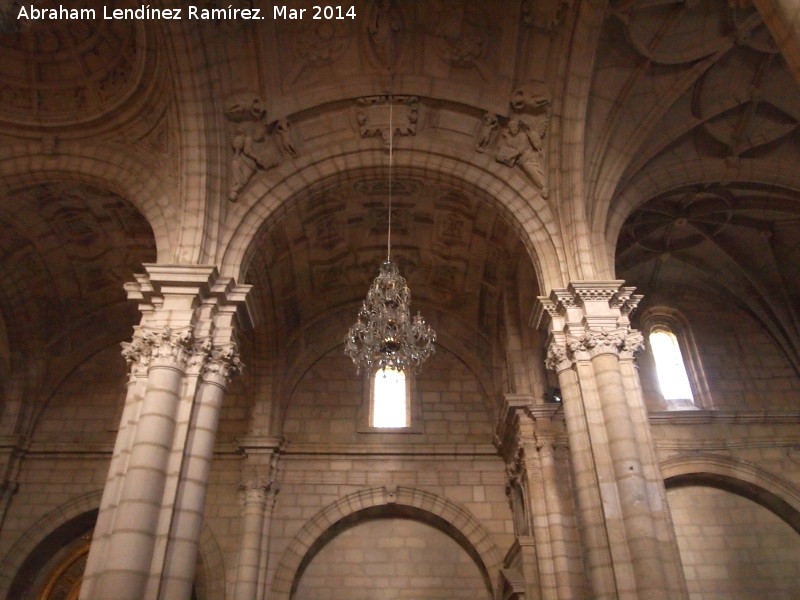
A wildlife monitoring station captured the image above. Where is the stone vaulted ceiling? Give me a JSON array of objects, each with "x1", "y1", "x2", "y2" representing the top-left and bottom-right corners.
[
  {"x1": 592, "y1": 0, "x2": 800, "y2": 375},
  {"x1": 243, "y1": 172, "x2": 530, "y2": 383}
]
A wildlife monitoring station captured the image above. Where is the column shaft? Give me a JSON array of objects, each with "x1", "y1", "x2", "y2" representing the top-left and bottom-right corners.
[
  {"x1": 80, "y1": 376, "x2": 145, "y2": 598},
  {"x1": 591, "y1": 352, "x2": 669, "y2": 599},
  {"x1": 93, "y1": 364, "x2": 184, "y2": 600},
  {"x1": 556, "y1": 365, "x2": 619, "y2": 600},
  {"x1": 157, "y1": 377, "x2": 226, "y2": 599}
]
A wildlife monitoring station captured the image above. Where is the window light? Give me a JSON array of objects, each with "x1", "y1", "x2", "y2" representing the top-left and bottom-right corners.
[
  {"x1": 649, "y1": 329, "x2": 694, "y2": 402},
  {"x1": 371, "y1": 367, "x2": 408, "y2": 428}
]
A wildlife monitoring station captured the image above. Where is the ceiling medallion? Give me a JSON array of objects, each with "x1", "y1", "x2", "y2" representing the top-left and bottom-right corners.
[{"x1": 344, "y1": 87, "x2": 435, "y2": 375}]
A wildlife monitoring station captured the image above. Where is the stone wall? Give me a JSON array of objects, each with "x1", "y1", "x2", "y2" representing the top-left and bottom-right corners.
[
  {"x1": 668, "y1": 485, "x2": 800, "y2": 599},
  {"x1": 294, "y1": 517, "x2": 488, "y2": 600}
]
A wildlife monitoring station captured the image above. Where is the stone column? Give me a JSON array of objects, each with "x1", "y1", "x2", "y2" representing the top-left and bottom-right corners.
[
  {"x1": 234, "y1": 480, "x2": 279, "y2": 600},
  {"x1": 546, "y1": 353, "x2": 619, "y2": 599},
  {"x1": 155, "y1": 345, "x2": 245, "y2": 600},
  {"x1": 80, "y1": 265, "x2": 251, "y2": 600},
  {"x1": 79, "y1": 371, "x2": 147, "y2": 599},
  {"x1": 534, "y1": 281, "x2": 689, "y2": 600}
]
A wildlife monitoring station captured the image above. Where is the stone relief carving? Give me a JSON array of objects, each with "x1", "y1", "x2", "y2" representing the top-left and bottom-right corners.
[
  {"x1": 224, "y1": 95, "x2": 281, "y2": 202},
  {"x1": 475, "y1": 113, "x2": 499, "y2": 153},
  {"x1": 286, "y1": 21, "x2": 351, "y2": 85},
  {"x1": 521, "y1": 0, "x2": 570, "y2": 31},
  {"x1": 356, "y1": 95, "x2": 418, "y2": 148},
  {"x1": 368, "y1": 0, "x2": 402, "y2": 68},
  {"x1": 274, "y1": 119, "x2": 298, "y2": 157},
  {"x1": 0, "y1": 19, "x2": 139, "y2": 123},
  {"x1": 496, "y1": 86, "x2": 551, "y2": 197},
  {"x1": 434, "y1": 6, "x2": 490, "y2": 70},
  {"x1": 496, "y1": 118, "x2": 549, "y2": 196}
]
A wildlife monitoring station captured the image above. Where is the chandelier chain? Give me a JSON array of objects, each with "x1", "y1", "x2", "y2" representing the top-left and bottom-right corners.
[{"x1": 344, "y1": 20, "x2": 435, "y2": 376}]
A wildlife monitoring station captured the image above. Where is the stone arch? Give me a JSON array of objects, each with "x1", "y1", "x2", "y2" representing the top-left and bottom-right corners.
[
  {"x1": 0, "y1": 490, "x2": 102, "y2": 599},
  {"x1": 269, "y1": 486, "x2": 503, "y2": 600},
  {"x1": 0, "y1": 145, "x2": 176, "y2": 262},
  {"x1": 218, "y1": 139, "x2": 567, "y2": 293},
  {"x1": 0, "y1": 489, "x2": 225, "y2": 600},
  {"x1": 661, "y1": 454, "x2": 800, "y2": 533}
]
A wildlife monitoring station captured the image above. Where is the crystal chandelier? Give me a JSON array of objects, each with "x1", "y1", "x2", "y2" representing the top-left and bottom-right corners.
[{"x1": 344, "y1": 94, "x2": 436, "y2": 375}]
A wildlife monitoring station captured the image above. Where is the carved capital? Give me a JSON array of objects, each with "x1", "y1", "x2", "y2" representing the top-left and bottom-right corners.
[
  {"x1": 121, "y1": 325, "x2": 194, "y2": 374},
  {"x1": 573, "y1": 329, "x2": 627, "y2": 359},
  {"x1": 544, "y1": 342, "x2": 571, "y2": 373},
  {"x1": 535, "y1": 431, "x2": 557, "y2": 457},
  {"x1": 202, "y1": 343, "x2": 245, "y2": 384},
  {"x1": 620, "y1": 330, "x2": 645, "y2": 360},
  {"x1": 239, "y1": 479, "x2": 278, "y2": 506}
]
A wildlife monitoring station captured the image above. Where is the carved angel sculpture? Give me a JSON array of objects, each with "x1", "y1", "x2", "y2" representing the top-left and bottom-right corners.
[
  {"x1": 225, "y1": 96, "x2": 279, "y2": 201},
  {"x1": 496, "y1": 116, "x2": 549, "y2": 197}
]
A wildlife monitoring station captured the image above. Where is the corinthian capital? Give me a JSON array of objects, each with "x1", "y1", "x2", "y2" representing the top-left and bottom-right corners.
[
  {"x1": 121, "y1": 325, "x2": 195, "y2": 373},
  {"x1": 544, "y1": 342, "x2": 571, "y2": 373},
  {"x1": 239, "y1": 479, "x2": 278, "y2": 506},
  {"x1": 202, "y1": 343, "x2": 244, "y2": 385},
  {"x1": 582, "y1": 329, "x2": 627, "y2": 357},
  {"x1": 620, "y1": 330, "x2": 645, "y2": 360}
]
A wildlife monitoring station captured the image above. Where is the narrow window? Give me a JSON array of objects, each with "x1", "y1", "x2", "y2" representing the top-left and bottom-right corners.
[
  {"x1": 649, "y1": 329, "x2": 694, "y2": 402},
  {"x1": 371, "y1": 367, "x2": 408, "y2": 428}
]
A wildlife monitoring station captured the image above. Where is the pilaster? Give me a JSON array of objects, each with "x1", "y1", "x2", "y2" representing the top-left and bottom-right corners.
[{"x1": 496, "y1": 396, "x2": 582, "y2": 600}]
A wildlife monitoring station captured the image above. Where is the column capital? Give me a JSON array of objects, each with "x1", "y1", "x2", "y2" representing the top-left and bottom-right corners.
[
  {"x1": 121, "y1": 325, "x2": 196, "y2": 374},
  {"x1": 533, "y1": 280, "x2": 642, "y2": 333},
  {"x1": 121, "y1": 265, "x2": 252, "y2": 379},
  {"x1": 200, "y1": 343, "x2": 245, "y2": 385},
  {"x1": 238, "y1": 479, "x2": 279, "y2": 506}
]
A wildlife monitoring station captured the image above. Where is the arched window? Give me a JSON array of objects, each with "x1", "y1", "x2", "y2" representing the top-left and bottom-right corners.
[
  {"x1": 640, "y1": 307, "x2": 712, "y2": 410},
  {"x1": 371, "y1": 367, "x2": 408, "y2": 428},
  {"x1": 358, "y1": 366, "x2": 420, "y2": 432},
  {"x1": 649, "y1": 328, "x2": 693, "y2": 402}
]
